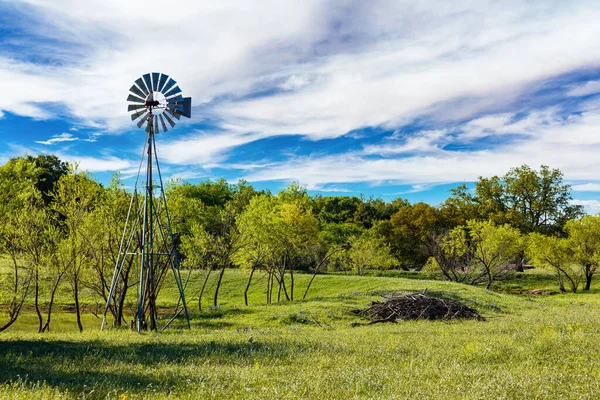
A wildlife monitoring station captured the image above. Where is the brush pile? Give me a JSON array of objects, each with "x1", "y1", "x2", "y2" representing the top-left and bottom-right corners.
[{"x1": 351, "y1": 293, "x2": 484, "y2": 324}]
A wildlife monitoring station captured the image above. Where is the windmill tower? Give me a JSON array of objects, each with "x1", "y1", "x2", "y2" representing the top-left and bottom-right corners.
[{"x1": 101, "y1": 73, "x2": 192, "y2": 332}]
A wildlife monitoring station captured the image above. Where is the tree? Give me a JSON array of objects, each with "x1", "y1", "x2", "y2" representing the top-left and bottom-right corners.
[
  {"x1": 336, "y1": 230, "x2": 398, "y2": 275},
  {"x1": 390, "y1": 202, "x2": 443, "y2": 269},
  {"x1": 17, "y1": 202, "x2": 62, "y2": 333},
  {"x1": 0, "y1": 203, "x2": 36, "y2": 332},
  {"x1": 425, "y1": 227, "x2": 474, "y2": 283},
  {"x1": 181, "y1": 206, "x2": 243, "y2": 311},
  {"x1": 313, "y1": 195, "x2": 361, "y2": 225},
  {"x1": 25, "y1": 154, "x2": 69, "y2": 206},
  {"x1": 445, "y1": 165, "x2": 584, "y2": 235},
  {"x1": 526, "y1": 233, "x2": 582, "y2": 292},
  {"x1": 319, "y1": 222, "x2": 364, "y2": 245},
  {"x1": 51, "y1": 168, "x2": 101, "y2": 332},
  {"x1": 237, "y1": 190, "x2": 318, "y2": 304},
  {"x1": 166, "y1": 179, "x2": 206, "y2": 237},
  {"x1": 467, "y1": 220, "x2": 523, "y2": 289},
  {"x1": 564, "y1": 215, "x2": 600, "y2": 291},
  {"x1": 79, "y1": 174, "x2": 137, "y2": 327}
]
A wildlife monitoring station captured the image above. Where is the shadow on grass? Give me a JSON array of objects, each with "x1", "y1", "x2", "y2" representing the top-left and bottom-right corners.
[{"x1": 0, "y1": 338, "x2": 298, "y2": 398}]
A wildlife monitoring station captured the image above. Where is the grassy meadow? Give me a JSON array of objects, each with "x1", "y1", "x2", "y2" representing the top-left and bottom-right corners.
[{"x1": 1, "y1": 264, "x2": 599, "y2": 399}]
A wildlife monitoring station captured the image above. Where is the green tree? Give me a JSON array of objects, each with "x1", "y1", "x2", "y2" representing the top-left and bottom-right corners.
[
  {"x1": 425, "y1": 227, "x2": 474, "y2": 283},
  {"x1": 526, "y1": 233, "x2": 582, "y2": 292},
  {"x1": 83, "y1": 174, "x2": 136, "y2": 326},
  {"x1": 390, "y1": 202, "x2": 443, "y2": 269},
  {"x1": 445, "y1": 165, "x2": 583, "y2": 235},
  {"x1": 336, "y1": 230, "x2": 398, "y2": 275},
  {"x1": 467, "y1": 220, "x2": 523, "y2": 289},
  {"x1": 564, "y1": 215, "x2": 600, "y2": 290},
  {"x1": 313, "y1": 195, "x2": 361, "y2": 225},
  {"x1": 237, "y1": 190, "x2": 318, "y2": 304},
  {"x1": 51, "y1": 168, "x2": 101, "y2": 331},
  {"x1": 25, "y1": 154, "x2": 69, "y2": 206},
  {"x1": 181, "y1": 206, "x2": 243, "y2": 311}
]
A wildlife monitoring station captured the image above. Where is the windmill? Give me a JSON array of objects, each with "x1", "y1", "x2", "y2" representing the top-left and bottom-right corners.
[{"x1": 101, "y1": 72, "x2": 192, "y2": 332}]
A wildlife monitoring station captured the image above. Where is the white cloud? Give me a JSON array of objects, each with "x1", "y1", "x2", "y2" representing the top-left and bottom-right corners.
[
  {"x1": 59, "y1": 155, "x2": 132, "y2": 172},
  {"x1": 158, "y1": 131, "x2": 264, "y2": 165},
  {"x1": 1, "y1": 1, "x2": 599, "y2": 139},
  {"x1": 216, "y1": 3, "x2": 600, "y2": 139},
  {"x1": 571, "y1": 183, "x2": 600, "y2": 192},
  {"x1": 362, "y1": 130, "x2": 447, "y2": 155},
  {"x1": 240, "y1": 107, "x2": 600, "y2": 187},
  {"x1": 3, "y1": 0, "x2": 600, "y2": 195},
  {"x1": 567, "y1": 80, "x2": 600, "y2": 97},
  {"x1": 571, "y1": 199, "x2": 600, "y2": 213},
  {"x1": 35, "y1": 132, "x2": 98, "y2": 145},
  {"x1": 35, "y1": 132, "x2": 79, "y2": 145}
]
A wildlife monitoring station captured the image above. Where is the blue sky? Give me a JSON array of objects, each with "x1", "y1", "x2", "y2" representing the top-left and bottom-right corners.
[{"x1": 2, "y1": 1, "x2": 600, "y2": 210}]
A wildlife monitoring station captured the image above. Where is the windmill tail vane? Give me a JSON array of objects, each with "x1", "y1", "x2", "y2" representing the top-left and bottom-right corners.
[{"x1": 101, "y1": 72, "x2": 192, "y2": 333}]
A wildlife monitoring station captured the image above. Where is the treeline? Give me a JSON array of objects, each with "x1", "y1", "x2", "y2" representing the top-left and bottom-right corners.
[{"x1": 0, "y1": 155, "x2": 597, "y2": 332}]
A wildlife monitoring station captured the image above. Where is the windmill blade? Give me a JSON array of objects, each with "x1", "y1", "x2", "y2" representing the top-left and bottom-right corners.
[
  {"x1": 131, "y1": 110, "x2": 147, "y2": 122},
  {"x1": 128, "y1": 104, "x2": 146, "y2": 112},
  {"x1": 165, "y1": 108, "x2": 180, "y2": 120},
  {"x1": 151, "y1": 72, "x2": 160, "y2": 91},
  {"x1": 137, "y1": 114, "x2": 149, "y2": 128},
  {"x1": 164, "y1": 85, "x2": 182, "y2": 98},
  {"x1": 154, "y1": 115, "x2": 159, "y2": 133},
  {"x1": 159, "y1": 114, "x2": 169, "y2": 132},
  {"x1": 127, "y1": 94, "x2": 145, "y2": 104},
  {"x1": 157, "y1": 74, "x2": 169, "y2": 92},
  {"x1": 162, "y1": 111, "x2": 176, "y2": 128},
  {"x1": 142, "y1": 74, "x2": 153, "y2": 94},
  {"x1": 181, "y1": 97, "x2": 192, "y2": 118},
  {"x1": 129, "y1": 84, "x2": 146, "y2": 99},
  {"x1": 161, "y1": 78, "x2": 176, "y2": 94},
  {"x1": 135, "y1": 77, "x2": 149, "y2": 95}
]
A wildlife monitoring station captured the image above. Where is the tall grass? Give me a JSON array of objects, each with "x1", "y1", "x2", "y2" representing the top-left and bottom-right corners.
[{"x1": 1, "y1": 267, "x2": 599, "y2": 399}]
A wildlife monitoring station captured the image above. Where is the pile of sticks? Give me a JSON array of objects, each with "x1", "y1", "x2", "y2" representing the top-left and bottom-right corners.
[{"x1": 351, "y1": 293, "x2": 484, "y2": 324}]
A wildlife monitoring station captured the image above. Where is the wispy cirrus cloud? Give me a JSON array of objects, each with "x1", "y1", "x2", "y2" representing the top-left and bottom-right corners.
[
  {"x1": 571, "y1": 199, "x2": 600, "y2": 213},
  {"x1": 2, "y1": 1, "x2": 600, "y2": 200},
  {"x1": 35, "y1": 132, "x2": 98, "y2": 145},
  {"x1": 567, "y1": 80, "x2": 600, "y2": 97},
  {"x1": 238, "y1": 106, "x2": 600, "y2": 188}
]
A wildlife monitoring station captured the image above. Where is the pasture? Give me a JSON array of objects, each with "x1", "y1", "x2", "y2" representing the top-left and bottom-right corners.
[{"x1": 1, "y1": 268, "x2": 599, "y2": 399}]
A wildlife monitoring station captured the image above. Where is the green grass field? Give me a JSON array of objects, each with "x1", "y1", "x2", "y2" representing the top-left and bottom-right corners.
[{"x1": 1, "y1": 267, "x2": 599, "y2": 399}]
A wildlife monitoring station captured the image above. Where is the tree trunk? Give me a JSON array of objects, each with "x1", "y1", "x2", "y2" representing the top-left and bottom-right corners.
[
  {"x1": 41, "y1": 289, "x2": 57, "y2": 333},
  {"x1": 41, "y1": 271, "x2": 66, "y2": 333},
  {"x1": 303, "y1": 270, "x2": 319, "y2": 300},
  {"x1": 277, "y1": 274, "x2": 282, "y2": 302},
  {"x1": 244, "y1": 266, "x2": 256, "y2": 306},
  {"x1": 556, "y1": 271, "x2": 566, "y2": 292},
  {"x1": 267, "y1": 272, "x2": 273, "y2": 304},
  {"x1": 73, "y1": 274, "x2": 83, "y2": 332},
  {"x1": 213, "y1": 267, "x2": 226, "y2": 307},
  {"x1": 585, "y1": 270, "x2": 593, "y2": 291},
  {"x1": 266, "y1": 273, "x2": 271, "y2": 304},
  {"x1": 515, "y1": 252, "x2": 525, "y2": 273},
  {"x1": 0, "y1": 316, "x2": 18, "y2": 332},
  {"x1": 280, "y1": 271, "x2": 290, "y2": 301},
  {"x1": 35, "y1": 268, "x2": 42, "y2": 333},
  {"x1": 198, "y1": 268, "x2": 212, "y2": 312},
  {"x1": 289, "y1": 266, "x2": 294, "y2": 301}
]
